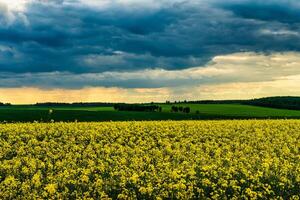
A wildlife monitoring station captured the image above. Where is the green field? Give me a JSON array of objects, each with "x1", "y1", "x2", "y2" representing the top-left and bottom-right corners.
[
  {"x1": 1, "y1": 104, "x2": 300, "y2": 122},
  {"x1": 160, "y1": 104, "x2": 300, "y2": 117}
]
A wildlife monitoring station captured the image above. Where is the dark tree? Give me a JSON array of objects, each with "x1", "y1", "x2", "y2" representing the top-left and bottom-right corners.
[
  {"x1": 183, "y1": 107, "x2": 190, "y2": 114},
  {"x1": 178, "y1": 107, "x2": 183, "y2": 112},
  {"x1": 171, "y1": 106, "x2": 179, "y2": 112},
  {"x1": 0, "y1": 103, "x2": 11, "y2": 106},
  {"x1": 114, "y1": 104, "x2": 160, "y2": 112}
]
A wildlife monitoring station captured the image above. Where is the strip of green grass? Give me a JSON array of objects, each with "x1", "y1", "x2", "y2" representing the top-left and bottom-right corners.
[
  {"x1": 1, "y1": 104, "x2": 300, "y2": 122},
  {"x1": 160, "y1": 104, "x2": 300, "y2": 117},
  {"x1": 0, "y1": 109, "x2": 202, "y2": 122}
]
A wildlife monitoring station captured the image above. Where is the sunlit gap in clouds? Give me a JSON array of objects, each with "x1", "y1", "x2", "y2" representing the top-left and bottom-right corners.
[{"x1": 0, "y1": 0, "x2": 29, "y2": 11}]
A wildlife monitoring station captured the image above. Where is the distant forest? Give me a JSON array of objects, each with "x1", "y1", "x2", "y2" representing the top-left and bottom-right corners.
[
  {"x1": 185, "y1": 96, "x2": 300, "y2": 110},
  {"x1": 114, "y1": 104, "x2": 162, "y2": 112},
  {"x1": 34, "y1": 102, "x2": 116, "y2": 107},
  {"x1": 0, "y1": 103, "x2": 11, "y2": 106},
  {"x1": 246, "y1": 97, "x2": 300, "y2": 110},
  {"x1": 1, "y1": 96, "x2": 300, "y2": 111}
]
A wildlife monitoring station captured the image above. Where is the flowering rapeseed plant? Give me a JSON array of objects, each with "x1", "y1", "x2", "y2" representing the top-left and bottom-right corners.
[{"x1": 0, "y1": 120, "x2": 299, "y2": 199}]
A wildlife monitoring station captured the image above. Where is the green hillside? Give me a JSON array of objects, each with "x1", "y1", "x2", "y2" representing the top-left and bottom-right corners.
[
  {"x1": 160, "y1": 104, "x2": 300, "y2": 117},
  {"x1": 1, "y1": 103, "x2": 300, "y2": 122}
]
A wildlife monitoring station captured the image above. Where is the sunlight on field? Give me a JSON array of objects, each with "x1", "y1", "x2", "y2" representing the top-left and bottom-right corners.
[{"x1": 1, "y1": 120, "x2": 299, "y2": 199}]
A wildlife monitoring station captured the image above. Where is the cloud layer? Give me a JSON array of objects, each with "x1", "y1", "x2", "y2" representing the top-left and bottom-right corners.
[
  {"x1": 0, "y1": 51, "x2": 300, "y2": 89},
  {"x1": 1, "y1": 0, "x2": 300, "y2": 75},
  {"x1": 0, "y1": 0, "x2": 299, "y2": 102}
]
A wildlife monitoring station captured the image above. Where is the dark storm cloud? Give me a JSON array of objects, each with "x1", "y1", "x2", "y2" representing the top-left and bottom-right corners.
[
  {"x1": 0, "y1": 0, "x2": 300, "y2": 88},
  {"x1": 220, "y1": 0, "x2": 300, "y2": 23}
]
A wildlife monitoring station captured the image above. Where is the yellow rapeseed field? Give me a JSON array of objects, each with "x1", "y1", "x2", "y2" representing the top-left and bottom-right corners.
[{"x1": 0, "y1": 120, "x2": 300, "y2": 199}]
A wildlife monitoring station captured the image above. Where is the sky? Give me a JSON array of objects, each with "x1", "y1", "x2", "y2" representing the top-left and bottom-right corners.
[{"x1": 0, "y1": 0, "x2": 300, "y2": 103}]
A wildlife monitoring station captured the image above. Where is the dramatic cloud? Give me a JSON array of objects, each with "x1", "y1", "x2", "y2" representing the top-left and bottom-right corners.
[
  {"x1": 1, "y1": 52, "x2": 300, "y2": 88},
  {"x1": 0, "y1": 0, "x2": 299, "y2": 102},
  {"x1": 1, "y1": 0, "x2": 300, "y2": 74},
  {"x1": 221, "y1": 0, "x2": 300, "y2": 23}
]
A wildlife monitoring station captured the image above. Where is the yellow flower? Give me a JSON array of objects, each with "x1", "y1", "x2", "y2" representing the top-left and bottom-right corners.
[{"x1": 44, "y1": 183, "x2": 57, "y2": 195}]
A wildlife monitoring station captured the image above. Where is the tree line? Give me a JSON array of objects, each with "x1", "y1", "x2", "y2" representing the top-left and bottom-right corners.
[
  {"x1": 168, "y1": 96, "x2": 300, "y2": 111},
  {"x1": 0, "y1": 103, "x2": 11, "y2": 106},
  {"x1": 114, "y1": 104, "x2": 162, "y2": 112},
  {"x1": 2, "y1": 96, "x2": 300, "y2": 111},
  {"x1": 35, "y1": 102, "x2": 115, "y2": 107},
  {"x1": 245, "y1": 97, "x2": 300, "y2": 110},
  {"x1": 171, "y1": 106, "x2": 191, "y2": 113}
]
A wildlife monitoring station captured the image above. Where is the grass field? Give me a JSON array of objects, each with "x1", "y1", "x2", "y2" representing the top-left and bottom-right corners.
[
  {"x1": 161, "y1": 104, "x2": 300, "y2": 117},
  {"x1": 1, "y1": 104, "x2": 300, "y2": 122},
  {"x1": 1, "y1": 120, "x2": 299, "y2": 199}
]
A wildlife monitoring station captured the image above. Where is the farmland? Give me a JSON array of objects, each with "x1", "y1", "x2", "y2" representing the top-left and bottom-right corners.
[
  {"x1": 1, "y1": 120, "x2": 299, "y2": 199},
  {"x1": 1, "y1": 103, "x2": 300, "y2": 122}
]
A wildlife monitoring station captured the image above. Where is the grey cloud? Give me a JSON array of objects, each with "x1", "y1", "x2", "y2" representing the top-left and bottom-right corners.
[
  {"x1": 1, "y1": 52, "x2": 300, "y2": 89},
  {"x1": 0, "y1": 0, "x2": 300, "y2": 88}
]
